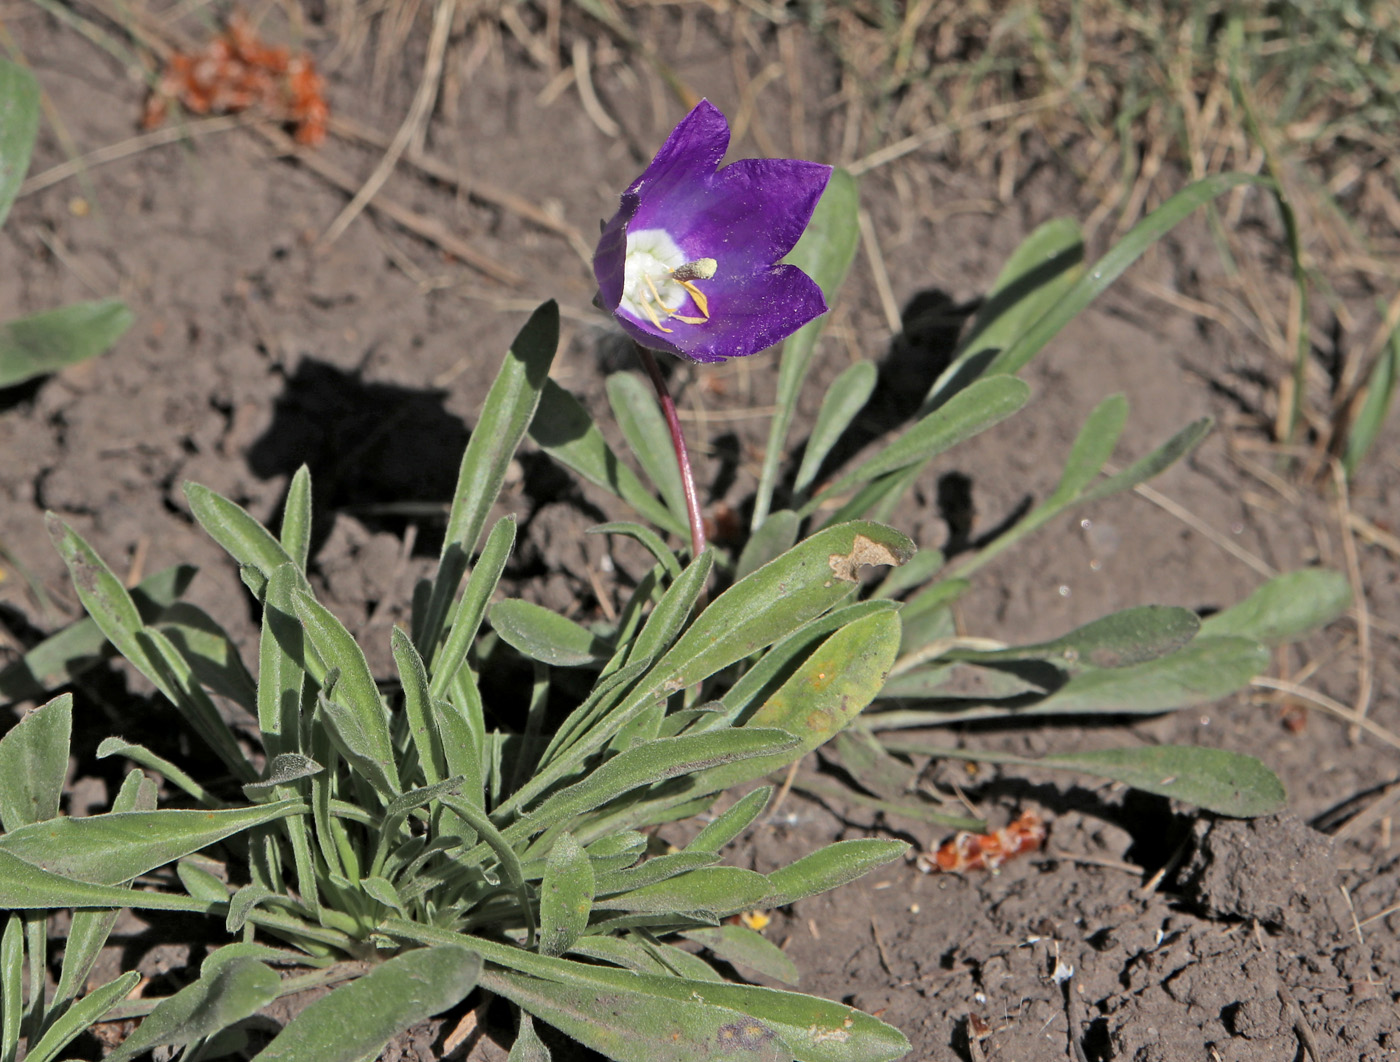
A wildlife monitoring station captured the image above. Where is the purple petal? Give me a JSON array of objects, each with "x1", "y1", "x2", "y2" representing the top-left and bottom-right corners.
[
  {"x1": 594, "y1": 191, "x2": 638, "y2": 313},
  {"x1": 668, "y1": 264, "x2": 828, "y2": 363},
  {"x1": 637, "y1": 159, "x2": 832, "y2": 271},
  {"x1": 624, "y1": 100, "x2": 730, "y2": 210}
]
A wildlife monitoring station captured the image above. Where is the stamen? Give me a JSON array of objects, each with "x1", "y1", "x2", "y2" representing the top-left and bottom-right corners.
[
  {"x1": 643, "y1": 273, "x2": 678, "y2": 314},
  {"x1": 672, "y1": 258, "x2": 717, "y2": 283},
  {"x1": 676, "y1": 279, "x2": 710, "y2": 320}
]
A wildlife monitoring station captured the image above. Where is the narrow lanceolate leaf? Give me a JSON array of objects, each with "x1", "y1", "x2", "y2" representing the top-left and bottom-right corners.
[
  {"x1": 593, "y1": 866, "x2": 770, "y2": 918},
  {"x1": 805, "y1": 376, "x2": 1030, "y2": 515},
  {"x1": 654, "y1": 522, "x2": 914, "y2": 693},
  {"x1": 985, "y1": 173, "x2": 1268, "y2": 380},
  {"x1": 883, "y1": 740, "x2": 1285, "y2": 818},
  {"x1": 608, "y1": 371, "x2": 689, "y2": 526},
  {"x1": 391, "y1": 925, "x2": 912, "y2": 1062},
  {"x1": 184, "y1": 483, "x2": 300, "y2": 598},
  {"x1": 1047, "y1": 393, "x2": 1129, "y2": 503},
  {"x1": 946, "y1": 605, "x2": 1201, "y2": 670},
  {"x1": 735, "y1": 510, "x2": 800, "y2": 581},
  {"x1": 22, "y1": 971, "x2": 140, "y2": 1062},
  {"x1": 925, "y1": 217, "x2": 1084, "y2": 408},
  {"x1": 294, "y1": 591, "x2": 401, "y2": 795},
  {"x1": 156, "y1": 601, "x2": 260, "y2": 713},
  {"x1": 0, "y1": 59, "x2": 41, "y2": 230},
  {"x1": 1, "y1": 915, "x2": 19, "y2": 1062},
  {"x1": 0, "y1": 300, "x2": 134, "y2": 388},
  {"x1": 529, "y1": 379, "x2": 687, "y2": 537},
  {"x1": 764, "y1": 839, "x2": 908, "y2": 908},
  {"x1": 0, "y1": 849, "x2": 211, "y2": 912},
  {"x1": 45, "y1": 516, "x2": 156, "y2": 679},
  {"x1": 754, "y1": 167, "x2": 861, "y2": 529},
  {"x1": 429, "y1": 514, "x2": 515, "y2": 699},
  {"x1": 875, "y1": 636, "x2": 1270, "y2": 727},
  {"x1": 0, "y1": 693, "x2": 70, "y2": 831},
  {"x1": 394, "y1": 626, "x2": 445, "y2": 787},
  {"x1": 0, "y1": 564, "x2": 194, "y2": 703},
  {"x1": 509, "y1": 730, "x2": 800, "y2": 844},
  {"x1": 625, "y1": 550, "x2": 712, "y2": 665},
  {"x1": 280, "y1": 465, "x2": 313, "y2": 572},
  {"x1": 794, "y1": 360, "x2": 878, "y2": 495},
  {"x1": 0, "y1": 801, "x2": 304, "y2": 885},
  {"x1": 1197, "y1": 569, "x2": 1350, "y2": 646},
  {"x1": 250, "y1": 946, "x2": 482, "y2": 1062},
  {"x1": 685, "y1": 787, "x2": 771, "y2": 853},
  {"x1": 483, "y1": 967, "x2": 790, "y2": 1062},
  {"x1": 692, "y1": 610, "x2": 901, "y2": 796},
  {"x1": 491, "y1": 600, "x2": 611, "y2": 668},
  {"x1": 422, "y1": 303, "x2": 559, "y2": 655},
  {"x1": 539, "y1": 833, "x2": 594, "y2": 958},
  {"x1": 102, "y1": 959, "x2": 281, "y2": 1062},
  {"x1": 1079, "y1": 416, "x2": 1212, "y2": 503},
  {"x1": 258, "y1": 563, "x2": 311, "y2": 757},
  {"x1": 682, "y1": 926, "x2": 800, "y2": 985},
  {"x1": 443, "y1": 302, "x2": 558, "y2": 560}
]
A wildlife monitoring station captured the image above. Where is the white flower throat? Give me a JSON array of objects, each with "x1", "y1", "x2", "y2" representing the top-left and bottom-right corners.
[{"x1": 621, "y1": 228, "x2": 716, "y2": 333}]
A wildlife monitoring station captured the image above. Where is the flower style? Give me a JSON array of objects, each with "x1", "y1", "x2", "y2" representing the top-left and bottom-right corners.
[{"x1": 593, "y1": 100, "x2": 832, "y2": 363}]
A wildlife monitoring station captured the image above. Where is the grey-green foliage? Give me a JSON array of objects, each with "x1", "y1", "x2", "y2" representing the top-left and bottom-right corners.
[
  {"x1": 0, "y1": 60, "x2": 131, "y2": 388},
  {"x1": 5, "y1": 302, "x2": 915, "y2": 1062},
  {"x1": 547, "y1": 172, "x2": 1346, "y2": 827}
]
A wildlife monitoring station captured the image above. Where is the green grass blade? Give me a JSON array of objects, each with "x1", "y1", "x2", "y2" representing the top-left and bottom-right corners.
[{"x1": 1344, "y1": 322, "x2": 1399, "y2": 479}]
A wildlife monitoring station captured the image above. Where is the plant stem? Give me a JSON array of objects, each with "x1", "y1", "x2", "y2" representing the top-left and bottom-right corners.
[{"x1": 635, "y1": 344, "x2": 706, "y2": 558}]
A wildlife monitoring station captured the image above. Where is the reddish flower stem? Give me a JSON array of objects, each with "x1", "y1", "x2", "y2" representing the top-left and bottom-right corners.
[{"x1": 635, "y1": 344, "x2": 707, "y2": 559}]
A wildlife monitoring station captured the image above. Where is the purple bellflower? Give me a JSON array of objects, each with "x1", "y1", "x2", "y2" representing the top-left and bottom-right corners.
[{"x1": 593, "y1": 100, "x2": 832, "y2": 363}]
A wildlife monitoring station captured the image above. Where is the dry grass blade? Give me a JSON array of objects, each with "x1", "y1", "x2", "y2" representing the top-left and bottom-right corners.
[
  {"x1": 329, "y1": 114, "x2": 592, "y2": 268},
  {"x1": 1252, "y1": 677, "x2": 1400, "y2": 754},
  {"x1": 253, "y1": 124, "x2": 523, "y2": 286},
  {"x1": 18, "y1": 115, "x2": 251, "y2": 199},
  {"x1": 1330, "y1": 461, "x2": 1374, "y2": 734},
  {"x1": 318, "y1": 0, "x2": 457, "y2": 249}
]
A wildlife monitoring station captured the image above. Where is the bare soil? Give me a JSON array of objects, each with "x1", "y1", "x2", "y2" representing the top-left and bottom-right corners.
[{"x1": 3, "y1": 5, "x2": 1399, "y2": 1061}]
